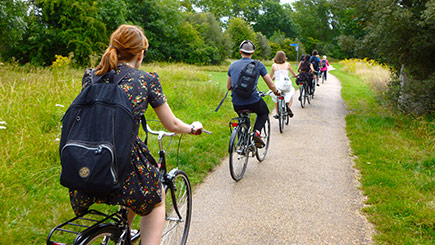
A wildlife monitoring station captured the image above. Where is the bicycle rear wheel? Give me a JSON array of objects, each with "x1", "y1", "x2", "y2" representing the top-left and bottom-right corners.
[
  {"x1": 285, "y1": 106, "x2": 289, "y2": 125},
  {"x1": 229, "y1": 126, "x2": 249, "y2": 181},
  {"x1": 278, "y1": 99, "x2": 284, "y2": 133},
  {"x1": 78, "y1": 224, "x2": 121, "y2": 245},
  {"x1": 300, "y1": 85, "x2": 306, "y2": 108},
  {"x1": 256, "y1": 118, "x2": 270, "y2": 162},
  {"x1": 311, "y1": 79, "x2": 316, "y2": 99},
  {"x1": 162, "y1": 169, "x2": 192, "y2": 245},
  {"x1": 306, "y1": 85, "x2": 311, "y2": 104}
]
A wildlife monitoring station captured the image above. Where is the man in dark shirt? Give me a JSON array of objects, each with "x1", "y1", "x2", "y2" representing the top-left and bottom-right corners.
[
  {"x1": 310, "y1": 49, "x2": 321, "y2": 87},
  {"x1": 227, "y1": 40, "x2": 280, "y2": 147}
]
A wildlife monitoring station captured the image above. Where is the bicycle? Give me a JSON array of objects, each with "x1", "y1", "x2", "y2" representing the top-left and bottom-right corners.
[
  {"x1": 47, "y1": 124, "x2": 201, "y2": 245},
  {"x1": 299, "y1": 78, "x2": 311, "y2": 108},
  {"x1": 228, "y1": 91, "x2": 271, "y2": 181},
  {"x1": 273, "y1": 91, "x2": 290, "y2": 133}
]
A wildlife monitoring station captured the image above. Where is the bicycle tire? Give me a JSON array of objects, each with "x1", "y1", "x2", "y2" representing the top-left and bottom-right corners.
[
  {"x1": 76, "y1": 224, "x2": 121, "y2": 245},
  {"x1": 312, "y1": 78, "x2": 316, "y2": 99},
  {"x1": 256, "y1": 118, "x2": 270, "y2": 162},
  {"x1": 228, "y1": 126, "x2": 249, "y2": 181},
  {"x1": 300, "y1": 85, "x2": 305, "y2": 108},
  {"x1": 322, "y1": 72, "x2": 325, "y2": 84},
  {"x1": 161, "y1": 169, "x2": 192, "y2": 245},
  {"x1": 285, "y1": 106, "x2": 289, "y2": 125},
  {"x1": 278, "y1": 99, "x2": 284, "y2": 133},
  {"x1": 306, "y1": 84, "x2": 311, "y2": 104}
]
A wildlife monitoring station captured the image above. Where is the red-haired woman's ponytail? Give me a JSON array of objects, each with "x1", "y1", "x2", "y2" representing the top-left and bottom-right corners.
[
  {"x1": 95, "y1": 25, "x2": 148, "y2": 75},
  {"x1": 95, "y1": 46, "x2": 118, "y2": 76}
]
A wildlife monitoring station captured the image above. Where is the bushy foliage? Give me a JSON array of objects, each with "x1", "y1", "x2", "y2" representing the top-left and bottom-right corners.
[
  {"x1": 2, "y1": 0, "x2": 108, "y2": 66},
  {"x1": 226, "y1": 18, "x2": 257, "y2": 58},
  {"x1": 0, "y1": 0, "x2": 28, "y2": 51},
  {"x1": 255, "y1": 32, "x2": 272, "y2": 60},
  {"x1": 185, "y1": 12, "x2": 231, "y2": 64},
  {"x1": 269, "y1": 31, "x2": 304, "y2": 61}
]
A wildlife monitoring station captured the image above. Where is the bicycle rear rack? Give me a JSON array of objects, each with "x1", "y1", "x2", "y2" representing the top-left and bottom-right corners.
[{"x1": 46, "y1": 209, "x2": 121, "y2": 245}]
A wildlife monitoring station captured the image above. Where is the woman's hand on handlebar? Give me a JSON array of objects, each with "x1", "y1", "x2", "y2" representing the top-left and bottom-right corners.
[
  {"x1": 190, "y1": 121, "x2": 203, "y2": 135},
  {"x1": 273, "y1": 89, "x2": 282, "y2": 96}
]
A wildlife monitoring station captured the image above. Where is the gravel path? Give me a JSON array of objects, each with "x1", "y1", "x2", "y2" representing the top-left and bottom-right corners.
[{"x1": 188, "y1": 72, "x2": 373, "y2": 244}]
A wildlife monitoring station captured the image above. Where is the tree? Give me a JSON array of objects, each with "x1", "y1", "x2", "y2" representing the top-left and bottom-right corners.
[
  {"x1": 253, "y1": 0, "x2": 298, "y2": 39},
  {"x1": 292, "y1": 0, "x2": 337, "y2": 55},
  {"x1": 225, "y1": 17, "x2": 256, "y2": 58},
  {"x1": 334, "y1": 0, "x2": 435, "y2": 114},
  {"x1": 186, "y1": 12, "x2": 231, "y2": 64},
  {"x1": 0, "y1": 0, "x2": 28, "y2": 53}
]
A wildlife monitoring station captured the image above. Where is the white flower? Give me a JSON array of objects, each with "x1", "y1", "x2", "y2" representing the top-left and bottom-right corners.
[
  {"x1": 55, "y1": 104, "x2": 65, "y2": 107},
  {"x1": 0, "y1": 126, "x2": 6, "y2": 130}
]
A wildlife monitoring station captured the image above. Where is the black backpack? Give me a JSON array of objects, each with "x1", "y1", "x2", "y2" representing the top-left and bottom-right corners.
[
  {"x1": 310, "y1": 56, "x2": 319, "y2": 71},
  {"x1": 233, "y1": 61, "x2": 259, "y2": 98},
  {"x1": 59, "y1": 68, "x2": 136, "y2": 195},
  {"x1": 321, "y1": 59, "x2": 326, "y2": 68}
]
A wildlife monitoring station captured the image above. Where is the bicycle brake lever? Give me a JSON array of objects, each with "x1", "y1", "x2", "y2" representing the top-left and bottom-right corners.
[{"x1": 202, "y1": 129, "x2": 212, "y2": 134}]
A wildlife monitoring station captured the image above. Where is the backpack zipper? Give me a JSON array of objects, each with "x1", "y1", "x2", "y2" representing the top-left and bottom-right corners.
[{"x1": 61, "y1": 141, "x2": 117, "y2": 183}]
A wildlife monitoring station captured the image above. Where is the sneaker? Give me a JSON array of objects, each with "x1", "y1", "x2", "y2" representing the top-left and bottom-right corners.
[
  {"x1": 317, "y1": 83, "x2": 320, "y2": 86},
  {"x1": 273, "y1": 115, "x2": 279, "y2": 119},
  {"x1": 298, "y1": 96, "x2": 301, "y2": 101},
  {"x1": 236, "y1": 146, "x2": 245, "y2": 155},
  {"x1": 131, "y1": 229, "x2": 139, "y2": 238},
  {"x1": 288, "y1": 108, "x2": 294, "y2": 118},
  {"x1": 253, "y1": 131, "x2": 265, "y2": 148}
]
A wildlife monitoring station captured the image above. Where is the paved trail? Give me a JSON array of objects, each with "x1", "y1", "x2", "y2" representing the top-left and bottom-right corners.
[{"x1": 188, "y1": 72, "x2": 373, "y2": 244}]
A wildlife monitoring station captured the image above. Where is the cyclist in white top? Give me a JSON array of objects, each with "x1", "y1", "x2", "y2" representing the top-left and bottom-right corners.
[{"x1": 270, "y1": 51, "x2": 297, "y2": 118}]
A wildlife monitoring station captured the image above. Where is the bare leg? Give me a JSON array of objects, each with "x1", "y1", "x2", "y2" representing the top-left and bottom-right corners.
[
  {"x1": 127, "y1": 208, "x2": 136, "y2": 226},
  {"x1": 287, "y1": 97, "x2": 293, "y2": 108},
  {"x1": 140, "y1": 187, "x2": 166, "y2": 245}
]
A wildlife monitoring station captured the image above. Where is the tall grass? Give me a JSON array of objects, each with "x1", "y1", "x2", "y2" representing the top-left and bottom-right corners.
[
  {"x1": 330, "y1": 61, "x2": 434, "y2": 244},
  {"x1": 0, "y1": 61, "x2": 243, "y2": 243},
  {"x1": 340, "y1": 58, "x2": 391, "y2": 94}
]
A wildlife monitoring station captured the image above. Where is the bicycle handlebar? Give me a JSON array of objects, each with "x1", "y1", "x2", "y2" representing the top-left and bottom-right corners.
[{"x1": 258, "y1": 90, "x2": 273, "y2": 97}]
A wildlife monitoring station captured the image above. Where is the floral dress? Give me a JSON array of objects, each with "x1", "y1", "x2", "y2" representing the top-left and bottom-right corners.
[{"x1": 69, "y1": 64, "x2": 167, "y2": 216}]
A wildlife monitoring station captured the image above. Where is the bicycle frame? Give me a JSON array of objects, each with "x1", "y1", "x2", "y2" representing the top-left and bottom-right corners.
[
  {"x1": 47, "y1": 125, "x2": 187, "y2": 245},
  {"x1": 228, "y1": 113, "x2": 256, "y2": 155},
  {"x1": 147, "y1": 125, "x2": 185, "y2": 222}
]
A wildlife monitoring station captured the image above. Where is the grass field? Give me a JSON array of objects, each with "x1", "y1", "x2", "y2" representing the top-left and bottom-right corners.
[{"x1": 331, "y1": 62, "x2": 434, "y2": 244}]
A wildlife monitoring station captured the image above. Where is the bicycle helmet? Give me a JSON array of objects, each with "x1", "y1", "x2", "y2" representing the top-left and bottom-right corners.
[{"x1": 239, "y1": 40, "x2": 255, "y2": 54}]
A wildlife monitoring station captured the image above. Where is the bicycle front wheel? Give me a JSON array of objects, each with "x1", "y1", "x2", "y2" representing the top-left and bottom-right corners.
[
  {"x1": 300, "y1": 85, "x2": 305, "y2": 108},
  {"x1": 162, "y1": 170, "x2": 192, "y2": 245},
  {"x1": 78, "y1": 224, "x2": 121, "y2": 245},
  {"x1": 278, "y1": 99, "x2": 284, "y2": 133},
  {"x1": 256, "y1": 118, "x2": 270, "y2": 162},
  {"x1": 229, "y1": 126, "x2": 249, "y2": 181}
]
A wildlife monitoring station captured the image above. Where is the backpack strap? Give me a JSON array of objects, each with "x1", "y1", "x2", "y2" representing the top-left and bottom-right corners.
[
  {"x1": 215, "y1": 89, "x2": 230, "y2": 112},
  {"x1": 91, "y1": 67, "x2": 133, "y2": 84}
]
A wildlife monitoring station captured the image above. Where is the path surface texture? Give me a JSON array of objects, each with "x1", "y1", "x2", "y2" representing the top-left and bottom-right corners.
[{"x1": 188, "y1": 72, "x2": 373, "y2": 244}]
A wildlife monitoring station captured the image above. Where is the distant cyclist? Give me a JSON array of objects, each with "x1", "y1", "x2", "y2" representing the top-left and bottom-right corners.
[
  {"x1": 297, "y1": 54, "x2": 315, "y2": 99},
  {"x1": 310, "y1": 50, "x2": 321, "y2": 86},
  {"x1": 319, "y1": 55, "x2": 330, "y2": 82},
  {"x1": 270, "y1": 50, "x2": 297, "y2": 118},
  {"x1": 227, "y1": 40, "x2": 280, "y2": 147}
]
